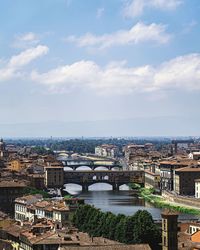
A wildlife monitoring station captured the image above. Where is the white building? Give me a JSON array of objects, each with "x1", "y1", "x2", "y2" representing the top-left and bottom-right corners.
[
  {"x1": 15, "y1": 195, "x2": 70, "y2": 225},
  {"x1": 189, "y1": 152, "x2": 200, "y2": 160},
  {"x1": 188, "y1": 222, "x2": 200, "y2": 234},
  {"x1": 15, "y1": 194, "x2": 43, "y2": 221},
  {"x1": 195, "y1": 179, "x2": 200, "y2": 198},
  {"x1": 95, "y1": 144, "x2": 119, "y2": 158}
]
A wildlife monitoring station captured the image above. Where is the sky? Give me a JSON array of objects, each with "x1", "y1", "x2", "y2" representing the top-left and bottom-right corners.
[{"x1": 0, "y1": 0, "x2": 200, "y2": 137}]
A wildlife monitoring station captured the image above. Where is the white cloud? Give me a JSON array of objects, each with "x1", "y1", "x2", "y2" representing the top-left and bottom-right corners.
[
  {"x1": 0, "y1": 45, "x2": 49, "y2": 81},
  {"x1": 12, "y1": 32, "x2": 40, "y2": 49},
  {"x1": 31, "y1": 53, "x2": 200, "y2": 95},
  {"x1": 66, "y1": 22, "x2": 171, "y2": 49},
  {"x1": 96, "y1": 8, "x2": 105, "y2": 19},
  {"x1": 123, "y1": 0, "x2": 182, "y2": 18}
]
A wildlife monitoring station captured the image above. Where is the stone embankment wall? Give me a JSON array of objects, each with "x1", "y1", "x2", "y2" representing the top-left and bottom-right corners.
[{"x1": 162, "y1": 191, "x2": 200, "y2": 208}]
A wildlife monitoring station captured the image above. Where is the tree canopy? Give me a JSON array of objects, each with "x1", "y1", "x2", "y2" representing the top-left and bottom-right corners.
[{"x1": 73, "y1": 204, "x2": 161, "y2": 249}]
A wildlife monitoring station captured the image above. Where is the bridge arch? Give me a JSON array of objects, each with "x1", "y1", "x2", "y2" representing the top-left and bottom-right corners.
[
  {"x1": 88, "y1": 182, "x2": 113, "y2": 191},
  {"x1": 86, "y1": 182, "x2": 128, "y2": 191},
  {"x1": 64, "y1": 183, "x2": 83, "y2": 193},
  {"x1": 64, "y1": 166, "x2": 74, "y2": 171},
  {"x1": 76, "y1": 166, "x2": 92, "y2": 171},
  {"x1": 94, "y1": 166, "x2": 108, "y2": 171},
  {"x1": 64, "y1": 165, "x2": 118, "y2": 171}
]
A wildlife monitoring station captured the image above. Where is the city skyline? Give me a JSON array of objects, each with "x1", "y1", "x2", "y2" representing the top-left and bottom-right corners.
[{"x1": 0, "y1": 0, "x2": 200, "y2": 136}]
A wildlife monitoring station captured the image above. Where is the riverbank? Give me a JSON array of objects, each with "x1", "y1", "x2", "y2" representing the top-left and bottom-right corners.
[{"x1": 138, "y1": 188, "x2": 200, "y2": 216}]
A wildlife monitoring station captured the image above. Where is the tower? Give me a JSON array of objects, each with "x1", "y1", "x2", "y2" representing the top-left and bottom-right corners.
[
  {"x1": 161, "y1": 210, "x2": 178, "y2": 250},
  {"x1": 0, "y1": 138, "x2": 6, "y2": 158}
]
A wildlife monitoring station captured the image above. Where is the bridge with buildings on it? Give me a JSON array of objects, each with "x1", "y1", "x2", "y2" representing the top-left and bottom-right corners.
[
  {"x1": 62, "y1": 159, "x2": 122, "y2": 171},
  {"x1": 63, "y1": 170, "x2": 144, "y2": 191}
]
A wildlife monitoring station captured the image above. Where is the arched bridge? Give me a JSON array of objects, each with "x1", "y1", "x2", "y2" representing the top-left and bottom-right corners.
[
  {"x1": 64, "y1": 170, "x2": 144, "y2": 191},
  {"x1": 62, "y1": 159, "x2": 122, "y2": 171}
]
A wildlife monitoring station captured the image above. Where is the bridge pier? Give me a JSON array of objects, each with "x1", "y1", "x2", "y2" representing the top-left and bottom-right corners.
[
  {"x1": 82, "y1": 184, "x2": 89, "y2": 191},
  {"x1": 112, "y1": 183, "x2": 119, "y2": 191}
]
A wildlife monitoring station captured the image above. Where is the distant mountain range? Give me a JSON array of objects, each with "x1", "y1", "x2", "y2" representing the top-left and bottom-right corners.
[{"x1": 0, "y1": 116, "x2": 199, "y2": 137}]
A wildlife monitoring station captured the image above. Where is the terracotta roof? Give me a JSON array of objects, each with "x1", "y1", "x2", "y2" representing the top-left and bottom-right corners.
[
  {"x1": 0, "y1": 180, "x2": 27, "y2": 188},
  {"x1": 145, "y1": 170, "x2": 159, "y2": 176},
  {"x1": 161, "y1": 209, "x2": 179, "y2": 216},
  {"x1": 160, "y1": 160, "x2": 198, "y2": 166},
  {"x1": 35, "y1": 199, "x2": 69, "y2": 212},
  {"x1": 191, "y1": 230, "x2": 200, "y2": 243},
  {"x1": 15, "y1": 194, "x2": 42, "y2": 203},
  {"x1": 60, "y1": 245, "x2": 151, "y2": 250},
  {"x1": 175, "y1": 166, "x2": 200, "y2": 172}
]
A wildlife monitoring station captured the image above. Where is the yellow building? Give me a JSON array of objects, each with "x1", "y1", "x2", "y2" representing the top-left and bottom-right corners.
[{"x1": 9, "y1": 159, "x2": 24, "y2": 172}]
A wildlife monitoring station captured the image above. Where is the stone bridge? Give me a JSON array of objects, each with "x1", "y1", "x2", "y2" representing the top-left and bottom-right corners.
[
  {"x1": 64, "y1": 170, "x2": 144, "y2": 191},
  {"x1": 62, "y1": 159, "x2": 122, "y2": 171}
]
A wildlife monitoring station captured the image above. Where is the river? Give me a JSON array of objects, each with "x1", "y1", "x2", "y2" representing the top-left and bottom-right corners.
[{"x1": 63, "y1": 165, "x2": 199, "y2": 221}]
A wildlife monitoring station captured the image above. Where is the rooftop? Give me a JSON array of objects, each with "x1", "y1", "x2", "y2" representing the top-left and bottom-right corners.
[
  {"x1": 0, "y1": 180, "x2": 27, "y2": 188},
  {"x1": 61, "y1": 245, "x2": 151, "y2": 250},
  {"x1": 175, "y1": 166, "x2": 200, "y2": 172},
  {"x1": 15, "y1": 194, "x2": 42, "y2": 204}
]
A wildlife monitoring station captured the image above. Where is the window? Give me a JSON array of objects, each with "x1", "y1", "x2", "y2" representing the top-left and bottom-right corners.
[{"x1": 163, "y1": 236, "x2": 167, "y2": 246}]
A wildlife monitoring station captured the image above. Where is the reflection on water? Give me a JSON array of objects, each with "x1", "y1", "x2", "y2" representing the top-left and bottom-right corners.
[
  {"x1": 62, "y1": 163, "x2": 199, "y2": 221},
  {"x1": 64, "y1": 183, "x2": 199, "y2": 221},
  {"x1": 64, "y1": 183, "x2": 162, "y2": 220}
]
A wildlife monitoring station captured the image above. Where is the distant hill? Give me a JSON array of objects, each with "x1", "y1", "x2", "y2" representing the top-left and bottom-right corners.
[{"x1": 0, "y1": 116, "x2": 199, "y2": 137}]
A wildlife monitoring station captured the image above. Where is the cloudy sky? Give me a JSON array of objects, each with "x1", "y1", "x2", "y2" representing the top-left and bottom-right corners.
[{"x1": 0, "y1": 0, "x2": 200, "y2": 137}]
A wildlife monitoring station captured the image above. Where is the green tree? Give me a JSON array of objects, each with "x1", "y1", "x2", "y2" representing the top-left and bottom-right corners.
[
  {"x1": 132, "y1": 210, "x2": 161, "y2": 248},
  {"x1": 114, "y1": 214, "x2": 126, "y2": 242},
  {"x1": 72, "y1": 205, "x2": 161, "y2": 249}
]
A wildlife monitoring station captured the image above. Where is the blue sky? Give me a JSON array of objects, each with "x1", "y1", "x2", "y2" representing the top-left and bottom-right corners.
[{"x1": 0, "y1": 0, "x2": 200, "y2": 137}]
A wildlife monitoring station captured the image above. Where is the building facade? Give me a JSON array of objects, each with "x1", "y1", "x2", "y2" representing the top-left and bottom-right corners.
[
  {"x1": 95, "y1": 144, "x2": 119, "y2": 158},
  {"x1": 144, "y1": 170, "x2": 160, "y2": 190},
  {"x1": 44, "y1": 162, "x2": 64, "y2": 188},
  {"x1": 174, "y1": 166, "x2": 200, "y2": 196},
  {"x1": 161, "y1": 211, "x2": 178, "y2": 250},
  {"x1": 0, "y1": 180, "x2": 27, "y2": 214},
  {"x1": 195, "y1": 179, "x2": 200, "y2": 198}
]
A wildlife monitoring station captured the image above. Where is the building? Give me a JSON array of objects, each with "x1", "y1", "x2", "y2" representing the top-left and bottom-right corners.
[
  {"x1": 8, "y1": 159, "x2": 24, "y2": 172},
  {"x1": 174, "y1": 166, "x2": 200, "y2": 196},
  {"x1": 28, "y1": 174, "x2": 45, "y2": 189},
  {"x1": 15, "y1": 194, "x2": 43, "y2": 221},
  {"x1": 0, "y1": 217, "x2": 152, "y2": 250},
  {"x1": 0, "y1": 180, "x2": 27, "y2": 213},
  {"x1": 191, "y1": 231, "x2": 200, "y2": 249},
  {"x1": 161, "y1": 210, "x2": 178, "y2": 250},
  {"x1": 27, "y1": 164, "x2": 44, "y2": 174},
  {"x1": 15, "y1": 196, "x2": 73, "y2": 226},
  {"x1": 95, "y1": 144, "x2": 119, "y2": 158},
  {"x1": 34, "y1": 199, "x2": 70, "y2": 225},
  {"x1": 61, "y1": 245, "x2": 152, "y2": 250},
  {"x1": 159, "y1": 159, "x2": 198, "y2": 191},
  {"x1": 188, "y1": 222, "x2": 200, "y2": 235},
  {"x1": 144, "y1": 170, "x2": 160, "y2": 190},
  {"x1": 189, "y1": 152, "x2": 200, "y2": 160},
  {"x1": 44, "y1": 162, "x2": 64, "y2": 188},
  {"x1": 0, "y1": 138, "x2": 7, "y2": 159},
  {"x1": 171, "y1": 139, "x2": 194, "y2": 154},
  {"x1": 195, "y1": 179, "x2": 200, "y2": 198}
]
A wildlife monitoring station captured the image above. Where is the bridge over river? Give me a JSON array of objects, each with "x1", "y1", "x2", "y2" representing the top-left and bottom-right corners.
[
  {"x1": 64, "y1": 170, "x2": 144, "y2": 191},
  {"x1": 62, "y1": 159, "x2": 122, "y2": 171}
]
